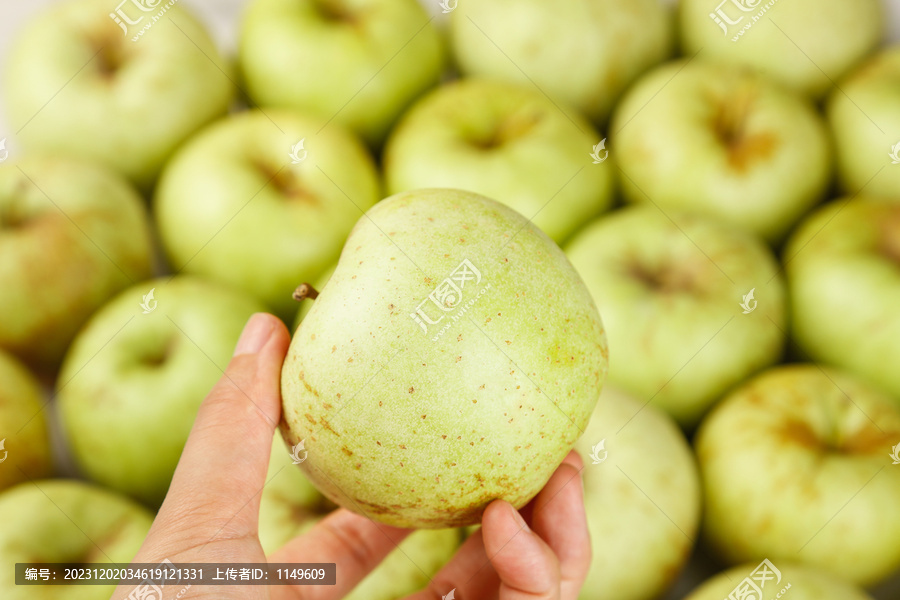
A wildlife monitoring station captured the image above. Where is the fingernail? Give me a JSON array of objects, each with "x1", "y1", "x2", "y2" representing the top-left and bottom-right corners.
[
  {"x1": 509, "y1": 503, "x2": 529, "y2": 531},
  {"x1": 234, "y1": 313, "x2": 273, "y2": 356}
]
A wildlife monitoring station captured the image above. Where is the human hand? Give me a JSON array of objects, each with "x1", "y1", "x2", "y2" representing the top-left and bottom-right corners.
[{"x1": 111, "y1": 313, "x2": 591, "y2": 600}]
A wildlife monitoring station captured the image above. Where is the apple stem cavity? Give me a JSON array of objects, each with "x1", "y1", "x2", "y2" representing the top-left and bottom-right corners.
[{"x1": 292, "y1": 283, "x2": 319, "y2": 302}]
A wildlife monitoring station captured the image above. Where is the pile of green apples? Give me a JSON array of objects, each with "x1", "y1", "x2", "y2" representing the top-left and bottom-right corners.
[{"x1": 1, "y1": 0, "x2": 899, "y2": 598}]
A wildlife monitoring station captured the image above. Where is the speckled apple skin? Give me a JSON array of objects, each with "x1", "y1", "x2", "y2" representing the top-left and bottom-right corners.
[{"x1": 280, "y1": 189, "x2": 608, "y2": 528}]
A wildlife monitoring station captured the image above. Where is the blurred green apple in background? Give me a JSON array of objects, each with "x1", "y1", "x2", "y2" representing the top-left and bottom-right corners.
[
  {"x1": 260, "y1": 436, "x2": 461, "y2": 600},
  {"x1": 685, "y1": 561, "x2": 874, "y2": 600},
  {"x1": 154, "y1": 110, "x2": 380, "y2": 318},
  {"x1": 239, "y1": 0, "x2": 444, "y2": 146},
  {"x1": 610, "y1": 60, "x2": 832, "y2": 243},
  {"x1": 696, "y1": 365, "x2": 900, "y2": 586},
  {"x1": 0, "y1": 351, "x2": 53, "y2": 491},
  {"x1": 679, "y1": 0, "x2": 884, "y2": 99},
  {"x1": 785, "y1": 198, "x2": 900, "y2": 402},
  {"x1": 0, "y1": 479, "x2": 153, "y2": 600},
  {"x1": 281, "y1": 189, "x2": 608, "y2": 528},
  {"x1": 566, "y1": 206, "x2": 785, "y2": 427},
  {"x1": 57, "y1": 277, "x2": 264, "y2": 506},
  {"x1": 384, "y1": 79, "x2": 614, "y2": 244},
  {"x1": 3, "y1": 0, "x2": 233, "y2": 188},
  {"x1": 450, "y1": 0, "x2": 673, "y2": 124},
  {"x1": 575, "y1": 386, "x2": 700, "y2": 600},
  {"x1": 828, "y1": 45, "x2": 900, "y2": 200},
  {"x1": 0, "y1": 157, "x2": 152, "y2": 368}
]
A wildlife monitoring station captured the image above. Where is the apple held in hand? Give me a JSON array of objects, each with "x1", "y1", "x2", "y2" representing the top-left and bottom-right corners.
[
  {"x1": 785, "y1": 199, "x2": 900, "y2": 402},
  {"x1": 239, "y1": 0, "x2": 444, "y2": 145},
  {"x1": 3, "y1": 0, "x2": 233, "y2": 188},
  {"x1": 565, "y1": 206, "x2": 785, "y2": 427},
  {"x1": 684, "y1": 561, "x2": 874, "y2": 600},
  {"x1": 281, "y1": 189, "x2": 608, "y2": 528},
  {"x1": 449, "y1": 0, "x2": 673, "y2": 124},
  {"x1": 57, "y1": 277, "x2": 265, "y2": 506},
  {"x1": 575, "y1": 386, "x2": 700, "y2": 600},
  {"x1": 383, "y1": 79, "x2": 614, "y2": 244},
  {"x1": 610, "y1": 60, "x2": 831, "y2": 243},
  {"x1": 0, "y1": 479, "x2": 153, "y2": 600},
  {"x1": 679, "y1": 0, "x2": 883, "y2": 99},
  {"x1": 827, "y1": 45, "x2": 900, "y2": 200},
  {"x1": 154, "y1": 110, "x2": 380, "y2": 318},
  {"x1": 0, "y1": 157, "x2": 152, "y2": 368},
  {"x1": 0, "y1": 351, "x2": 53, "y2": 491},
  {"x1": 696, "y1": 365, "x2": 900, "y2": 586}
]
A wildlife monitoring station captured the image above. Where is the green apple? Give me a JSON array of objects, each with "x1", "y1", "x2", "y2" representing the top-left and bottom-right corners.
[
  {"x1": 610, "y1": 60, "x2": 832, "y2": 243},
  {"x1": 281, "y1": 188, "x2": 608, "y2": 528},
  {"x1": 449, "y1": 0, "x2": 673, "y2": 124},
  {"x1": 696, "y1": 365, "x2": 900, "y2": 586},
  {"x1": 57, "y1": 276, "x2": 265, "y2": 506},
  {"x1": 785, "y1": 198, "x2": 900, "y2": 403},
  {"x1": 575, "y1": 386, "x2": 700, "y2": 600},
  {"x1": 0, "y1": 351, "x2": 53, "y2": 491},
  {"x1": 679, "y1": 0, "x2": 884, "y2": 99},
  {"x1": 3, "y1": 0, "x2": 233, "y2": 188},
  {"x1": 383, "y1": 79, "x2": 614, "y2": 244},
  {"x1": 827, "y1": 45, "x2": 900, "y2": 200},
  {"x1": 0, "y1": 157, "x2": 152, "y2": 368},
  {"x1": 154, "y1": 110, "x2": 380, "y2": 318},
  {"x1": 261, "y1": 436, "x2": 461, "y2": 600},
  {"x1": 238, "y1": 0, "x2": 444, "y2": 145},
  {"x1": 565, "y1": 205, "x2": 785, "y2": 427},
  {"x1": 685, "y1": 561, "x2": 874, "y2": 600},
  {"x1": 0, "y1": 479, "x2": 153, "y2": 600}
]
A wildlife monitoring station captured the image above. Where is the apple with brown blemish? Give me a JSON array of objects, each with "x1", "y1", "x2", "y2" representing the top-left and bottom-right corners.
[
  {"x1": 280, "y1": 188, "x2": 608, "y2": 528},
  {"x1": 696, "y1": 364, "x2": 900, "y2": 586},
  {"x1": 610, "y1": 60, "x2": 832, "y2": 243}
]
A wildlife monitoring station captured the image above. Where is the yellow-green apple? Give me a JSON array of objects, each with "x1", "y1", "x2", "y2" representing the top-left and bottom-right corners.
[
  {"x1": 154, "y1": 110, "x2": 380, "y2": 318},
  {"x1": 0, "y1": 157, "x2": 152, "y2": 368},
  {"x1": 610, "y1": 60, "x2": 831, "y2": 243},
  {"x1": 280, "y1": 189, "x2": 608, "y2": 528},
  {"x1": 0, "y1": 479, "x2": 153, "y2": 600},
  {"x1": 575, "y1": 386, "x2": 700, "y2": 600},
  {"x1": 679, "y1": 0, "x2": 883, "y2": 99},
  {"x1": 685, "y1": 561, "x2": 874, "y2": 600},
  {"x1": 3, "y1": 0, "x2": 233, "y2": 188},
  {"x1": 238, "y1": 0, "x2": 444, "y2": 145},
  {"x1": 785, "y1": 198, "x2": 900, "y2": 402},
  {"x1": 449, "y1": 0, "x2": 673, "y2": 124},
  {"x1": 0, "y1": 351, "x2": 53, "y2": 491},
  {"x1": 827, "y1": 45, "x2": 900, "y2": 200},
  {"x1": 383, "y1": 79, "x2": 614, "y2": 244},
  {"x1": 57, "y1": 277, "x2": 264, "y2": 506},
  {"x1": 565, "y1": 205, "x2": 785, "y2": 427},
  {"x1": 696, "y1": 365, "x2": 900, "y2": 586}
]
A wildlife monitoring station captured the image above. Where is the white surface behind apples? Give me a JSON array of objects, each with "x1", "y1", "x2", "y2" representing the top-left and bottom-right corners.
[{"x1": 1, "y1": 0, "x2": 899, "y2": 598}]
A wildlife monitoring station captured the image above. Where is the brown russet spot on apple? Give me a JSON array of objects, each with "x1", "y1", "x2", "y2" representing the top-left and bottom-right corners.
[
  {"x1": 710, "y1": 93, "x2": 779, "y2": 171},
  {"x1": 341, "y1": 446, "x2": 353, "y2": 456},
  {"x1": 878, "y1": 210, "x2": 900, "y2": 265}
]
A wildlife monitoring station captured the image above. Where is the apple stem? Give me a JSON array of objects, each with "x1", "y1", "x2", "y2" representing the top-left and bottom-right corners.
[{"x1": 292, "y1": 283, "x2": 319, "y2": 302}]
